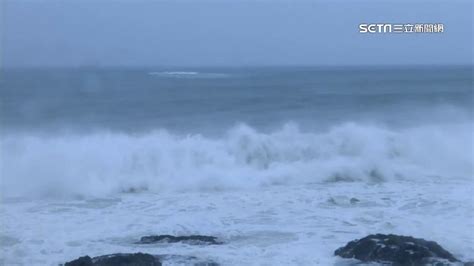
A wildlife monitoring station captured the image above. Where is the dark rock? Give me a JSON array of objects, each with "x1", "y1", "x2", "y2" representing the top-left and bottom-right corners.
[
  {"x1": 65, "y1": 253, "x2": 161, "y2": 266},
  {"x1": 334, "y1": 234, "x2": 459, "y2": 266},
  {"x1": 350, "y1": 198, "x2": 360, "y2": 204},
  {"x1": 64, "y1": 256, "x2": 93, "y2": 266},
  {"x1": 137, "y1": 235, "x2": 222, "y2": 245},
  {"x1": 464, "y1": 262, "x2": 474, "y2": 266}
]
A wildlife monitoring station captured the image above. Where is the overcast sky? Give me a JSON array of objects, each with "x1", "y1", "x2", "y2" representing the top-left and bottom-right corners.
[{"x1": 2, "y1": 0, "x2": 473, "y2": 67}]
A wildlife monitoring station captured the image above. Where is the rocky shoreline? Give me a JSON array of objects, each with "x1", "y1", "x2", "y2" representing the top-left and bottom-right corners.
[
  {"x1": 64, "y1": 235, "x2": 222, "y2": 266},
  {"x1": 63, "y1": 234, "x2": 471, "y2": 266}
]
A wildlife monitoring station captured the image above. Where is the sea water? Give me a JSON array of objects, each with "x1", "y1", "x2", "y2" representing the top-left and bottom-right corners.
[{"x1": 0, "y1": 66, "x2": 472, "y2": 265}]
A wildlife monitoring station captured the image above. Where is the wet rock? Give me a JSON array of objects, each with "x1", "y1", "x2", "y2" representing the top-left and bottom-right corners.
[
  {"x1": 350, "y1": 198, "x2": 360, "y2": 204},
  {"x1": 64, "y1": 256, "x2": 93, "y2": 266},
  {"x1": 137, "y1": 235, "x2": 222, "y2": 245},
  {"x1": 65, "y1": 253, "x2": 161, "y2": 266},
  {"x1": 335, "y1": 234, "x2": 459, "y2": 265}
]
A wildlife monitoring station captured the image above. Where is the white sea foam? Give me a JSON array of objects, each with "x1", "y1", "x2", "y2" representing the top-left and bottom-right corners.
[
  {"x1": 148, "y1": 71, "x2": 229, "y2": 78},
  {"x1": 149, "y1": 71, "x2": 199, "y2": 75},
  {"x1": 1, "y1": 122, "x2": 472, "y2": 198},
  {"x1": 2, "y1": 178, "x2": 473, "y2": 265}
]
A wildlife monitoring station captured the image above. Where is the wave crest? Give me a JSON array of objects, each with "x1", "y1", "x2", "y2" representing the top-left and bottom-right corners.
[{"x1": 1, "y1": 122, "x2": 472, "y2": 198}]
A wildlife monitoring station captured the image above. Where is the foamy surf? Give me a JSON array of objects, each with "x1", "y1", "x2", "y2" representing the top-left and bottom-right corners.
[
  {"x1": 1, "y1": 178, "x2": 473, "y2": 265},
  {"x1": 148, "y1": 71, "x2": 229, "y2": 79},
  {"x1": 1, "y1": 122, "x2": 471, "y2": 199}
]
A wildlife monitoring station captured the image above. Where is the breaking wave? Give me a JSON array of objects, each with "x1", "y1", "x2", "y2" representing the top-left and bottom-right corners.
[{"x1": 1, "y1": 122, "x2": 472, "y2": 198}]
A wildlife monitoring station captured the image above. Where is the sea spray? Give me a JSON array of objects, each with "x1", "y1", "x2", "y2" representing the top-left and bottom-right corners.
[{"x1": 1, "y1": 122, "x2": 471, "y2": 198}]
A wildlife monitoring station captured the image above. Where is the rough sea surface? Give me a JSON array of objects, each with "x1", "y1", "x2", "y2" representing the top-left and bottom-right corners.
[{"x1": 0, "y1": 66, "x2": 473, "y2": 265}]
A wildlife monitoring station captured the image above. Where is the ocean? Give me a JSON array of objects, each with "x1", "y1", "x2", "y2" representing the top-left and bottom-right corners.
[{"x1": 0, "y1": 66, "x2": 473, "y2": 265}]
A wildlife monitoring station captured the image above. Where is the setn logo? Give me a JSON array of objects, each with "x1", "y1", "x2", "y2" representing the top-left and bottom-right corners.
[{"x1": 359, "y1": 23, "x2": 392, "y2": 33}]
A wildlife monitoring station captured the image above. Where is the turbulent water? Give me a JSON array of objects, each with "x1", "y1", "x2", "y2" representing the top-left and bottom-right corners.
[{"x1": 0, "y1": 66, "x2": 473, "y2": 265}]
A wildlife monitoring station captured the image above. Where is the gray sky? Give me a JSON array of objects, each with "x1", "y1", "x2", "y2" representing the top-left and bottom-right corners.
[{"x1": 2, "y1": 0, "x2": 473, "y2": 67}]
